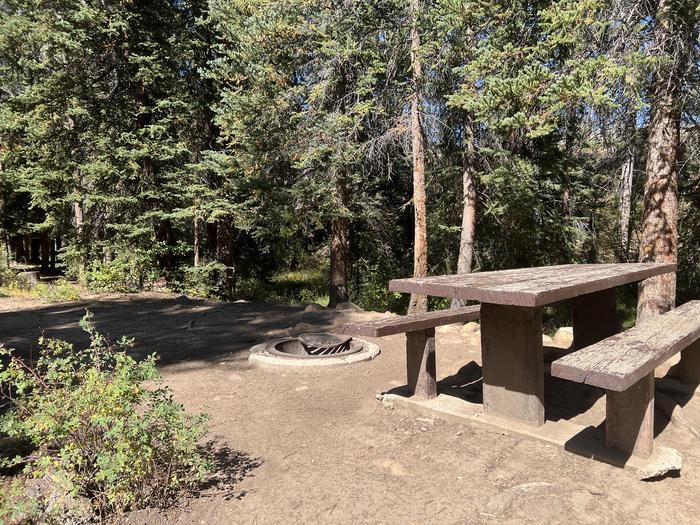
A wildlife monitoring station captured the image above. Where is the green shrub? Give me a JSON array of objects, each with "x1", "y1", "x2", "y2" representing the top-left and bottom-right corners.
[
  {"x1": 0, "y1": 479, "x2": 43, "y2": 524},
  {"x1": 84, "y1": 258, "x2": 142, "y2": 293},
  {"x1": 33, "y1": 279, "x2": 82, "y2": 303},
  {"x1": 175, "y1": 261, "x2": 228, "y2": 298},
  {"x1": 0, "y1": 313, "x2": 211, "y2": 519},
  {"x1": 0, "y1": 266, "x2": 16, "y2": 286}
]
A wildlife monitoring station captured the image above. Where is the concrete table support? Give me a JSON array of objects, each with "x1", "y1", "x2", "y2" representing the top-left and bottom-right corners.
[
  {"x1": 406, "y1": 328, "x2": 437, "y2": 399},
  {"x1": 572, "y1": 288, "x2": 621, "y2": 350},
  {"x1": 606, "y1": 373, "x2": 655, "y2": 458},
  {"x1": 481, "y1": 303, "x2": 544, "y2": 427},
  {"x1": 672, "y1": 340, "x2": 700, "y2": 385}
]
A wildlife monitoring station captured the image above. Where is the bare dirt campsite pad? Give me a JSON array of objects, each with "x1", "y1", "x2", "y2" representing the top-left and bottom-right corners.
[{"x1": 1, "y1": 293, "x2": 699, "y2": 524}]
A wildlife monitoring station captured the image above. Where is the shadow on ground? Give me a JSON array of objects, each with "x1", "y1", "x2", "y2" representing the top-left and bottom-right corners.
[
  {"x1": 0, "y1": 295, "x2": 343, "y2": 368},
  {"x1": 199, "y1": 442, "x2": 264, "y2": 500}
]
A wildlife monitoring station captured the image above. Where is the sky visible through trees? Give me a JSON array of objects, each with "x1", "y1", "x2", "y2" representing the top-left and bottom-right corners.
[{"x1": 0, "y1": 0, "x2": 699, "y2": 313}]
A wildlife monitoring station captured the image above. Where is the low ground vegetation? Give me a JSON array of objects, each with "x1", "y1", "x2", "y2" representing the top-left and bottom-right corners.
[{"x1": 0, "y1": 313, "x2": 211, "y2": 522}]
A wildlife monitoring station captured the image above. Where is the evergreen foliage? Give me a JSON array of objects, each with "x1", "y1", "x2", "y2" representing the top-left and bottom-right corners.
[{"x1": 0, "y1": 0, "x2": 698, "y2": 308}]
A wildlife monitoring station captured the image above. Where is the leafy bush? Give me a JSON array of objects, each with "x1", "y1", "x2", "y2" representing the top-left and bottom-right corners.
[
  {"x1": 0, "y1": 269, "x2": 33, "y2": 299},
  {"x1": 174, "y1": 261, "x2": 229, "y2": 298},
  {"x1": 0, "y1": 266, "x2": 16, "y2": 286},
  {"x1": 33, "y1": 279, "x2": 82, "y2": 303},
  {"x1": 0, "y1": 313, "x2": 211, "y2": 519},
  {"x1": 84, "y1": 258, "x2": 143, "y2": 293}
]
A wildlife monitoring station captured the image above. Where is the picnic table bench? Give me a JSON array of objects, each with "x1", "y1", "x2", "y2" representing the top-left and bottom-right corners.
[
  {"x1": 344, "y1": 306, "x2": 480, "y2": 398},
  {"x1": 552, "y1": 300, "x2": 700, "y2": 458}
]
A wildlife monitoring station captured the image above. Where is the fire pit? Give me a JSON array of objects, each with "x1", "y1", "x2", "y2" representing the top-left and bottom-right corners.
[{"x1": 248, "y1": 333, "x2": 380, "y2": 368}]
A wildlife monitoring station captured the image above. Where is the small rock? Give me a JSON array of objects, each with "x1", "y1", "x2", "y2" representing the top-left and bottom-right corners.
[
  {"x1": 420, "y1": 426, "x2": 429, "y2": 432},
  {"x1": 462, "y1": 321, "x2": 480, "y2": 335},
  {"x1": 384, "y1": 311, "x2": 398, "y2": 317},
  {"x1": 483, "y1": 492, "x2": 515, "y2": 518},
  {"x1": 542, "y1": 334, "x2": 554, "y2": 345},
  {"x1": 289, "y1": 322, "x2": 314, "y2": 335},
  {"x1": 553, "y1": 326, "x2": 574, "y2": 348},
  {"x1": 234, "y1": 299, "x2": 248, "y2": 303},
  {"x1": 587, "y1": 486, "x2": 605, "y2": 496},
  {"x1": 381, "y1": 396, "x2": 395, "y2": 409},
  {"x1": 374, "y1": 459, "x2": 408, "y2": 477},
  {"x1": 335, "y1": 302, "x2": 363, "y2": 312},
  {"x1": 637, "y1": 446, "x2": 682, "y2": 480},
  {"x1": 174, "y1": 294, "x2": 192, "y2": 304},
  {"x1": 24, "y1": 470, "x2": 93, "y2": 524},
  {"x1": 304, "y1": 303, "x2": 324, "y2": 312},
  {"x1": 295, "y1": 385, "x2": 309, "y2": 392},
  {"x1": 17, "y1": 271, "x2": 40, "y2": 287}
]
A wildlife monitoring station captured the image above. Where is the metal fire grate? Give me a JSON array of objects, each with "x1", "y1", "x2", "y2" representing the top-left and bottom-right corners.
[{"x1": 298, "y1": 333, "x2": 353, "y2": 356}]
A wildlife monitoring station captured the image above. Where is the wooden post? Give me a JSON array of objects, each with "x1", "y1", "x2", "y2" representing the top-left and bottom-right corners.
[
  {"x1": 606, "y1": 373, "x2": 654, "y2": 458},
  {"x1": 405, "y1": 328, "x2": 437, "y2": 399},
  {"x1": 480, "y1": 303, "x2": 544, "y2": 426},
  {"x1": 670, "y1": 340, "x2": 700, "y2": 385},
  {"x1": 572, "y1": 288, "x2": 620, "y2": 350}
]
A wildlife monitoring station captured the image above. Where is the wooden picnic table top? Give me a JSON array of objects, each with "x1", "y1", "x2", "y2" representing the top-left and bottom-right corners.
[{"x1": 388, "y1": 263, "x2": 675, "y2": 308}]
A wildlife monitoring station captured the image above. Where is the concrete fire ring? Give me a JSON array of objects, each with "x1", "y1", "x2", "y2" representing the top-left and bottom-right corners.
[{"x1": 248, "y1": 335, "x2": 380, "y2": 368}]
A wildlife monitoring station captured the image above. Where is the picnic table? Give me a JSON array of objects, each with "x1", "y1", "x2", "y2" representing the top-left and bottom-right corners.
[{"x1": 388, "y1": 263, "x2": 676, "y2": 427}]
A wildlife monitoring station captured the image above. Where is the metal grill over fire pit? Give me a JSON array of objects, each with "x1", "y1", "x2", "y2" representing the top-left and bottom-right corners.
[
  {"x1": 248, "y1": 332, "x2": 380, "y2": 367},
  {"x1": 273, "y1": 333, "x2": 360, "y2": 359}
]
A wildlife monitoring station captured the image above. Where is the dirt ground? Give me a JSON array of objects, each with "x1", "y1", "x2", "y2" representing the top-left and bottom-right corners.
[{"x1": 1, "y1": 293, "x2": 700, "y2": 524}]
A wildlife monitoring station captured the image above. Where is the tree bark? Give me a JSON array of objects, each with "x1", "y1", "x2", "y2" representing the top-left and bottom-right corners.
[
  {"x1": 194, "y1": 216, "x2": 202, "y2": 267},
  {"x1": 216, "y1": 220, "x2": 235, "y2": 298},
  {"x1": 73, "y1": 200, "x2": 85, "y2": 280},
  {"x1": 452, "y1": 116, "x2": 477, "y2": 309},
  {"x1": 206, "y1": 222, "x2": 217, "y2": 258},
  {"x1": 329, "y1": 216, "x2": 349, "y2": 307},
  {"x1": 637, "y1": 0, "x2": 684, "y2": 322},
  {"x1": 408, "y1": 0, "x2": 428, "y2": 315},
  {"x1": 40, "y1": 233, "x2": 50, "y2": 272},
  {"x1": 618, "y1": 154, "x2": 634, "y2": 261}
]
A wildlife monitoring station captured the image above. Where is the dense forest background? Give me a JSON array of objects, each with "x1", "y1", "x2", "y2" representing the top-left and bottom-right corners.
[{"x1": 0, "y1": 0, "x2": 698, "y2": 313}]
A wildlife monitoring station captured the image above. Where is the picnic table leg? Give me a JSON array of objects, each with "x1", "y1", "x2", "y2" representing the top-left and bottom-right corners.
[
  {"x1": 605, "y1": 373, "x2": 654, "y2": 458},
  {"x1": 405, "y1": 328, "x2": 437, "y2": 399},
  {"x1": 572, "y1": 288, "x2": 620, "y2": 350},
  {"x1": 480, "y1": 303, "x2": 544, "y2": 426},
  {"x1": 669, "y1": 340, "x2": 700, "y2": 385}
]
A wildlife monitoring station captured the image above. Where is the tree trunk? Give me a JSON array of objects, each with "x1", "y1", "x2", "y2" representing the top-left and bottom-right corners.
[
  {"x1": 216, "y1": 220, "x2": 235, "y2": 298},
  {"x1": 408, "y1": 0, "x2": 428, "y2": 315},
  {"x1": 50, "y1": 238, "x2": 57, "y2": 270},
  {"x1": 194, "y1": 217, "x2": 202, "y2": 267},
  {"x1": 14, "y1": 236, "x2": 25, "y2": 263},
  {"x1": 73, "y1": 201, "x2": 84, "y2": 231},
  {"x1": 3, "y1": 234, "x2": 10, "y2": 268},
  {"x1": 206, "y1": 222, "x2": 217, "y2": 258},
  {"x1": 329, "y1": 216, "x2": 349, "y2": 307},
  {"x1": 156, "y1": 220, "x2": 176, "y2": 281},
  {"x1": 452, "y1": 116, "x2": 477, "y2": 309},
  {"x1": 73, "y1": 200, "x2": 85, "y2": 280},
  {"x1": 618, "y1": 154, "x2": 634, "y2": 261},
  {"x1": 40, "y1": 234, "x2": 50, "y2": 272},
  {"x1": 637, "y1": 0, "x2": 684, "y2": 322}
]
